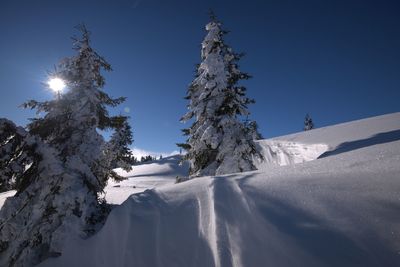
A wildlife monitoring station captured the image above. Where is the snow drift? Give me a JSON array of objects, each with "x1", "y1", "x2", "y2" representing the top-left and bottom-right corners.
[{"x1": 2, "y1": 112, "x2": 399, "y2": 266}]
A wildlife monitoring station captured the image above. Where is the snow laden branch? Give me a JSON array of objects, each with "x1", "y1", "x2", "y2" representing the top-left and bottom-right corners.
[{"x1": 0, "y1": 119, "x2": 31, "y2": 192}]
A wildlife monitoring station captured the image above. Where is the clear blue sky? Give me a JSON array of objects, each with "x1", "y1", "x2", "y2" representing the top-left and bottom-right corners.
[{"x1": 1, "y1": 0, "x2": 399, "y2": 154}]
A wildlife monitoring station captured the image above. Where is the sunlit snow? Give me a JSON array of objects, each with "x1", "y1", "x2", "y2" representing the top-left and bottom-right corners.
[{"x1": 2, "y1": 112, "x2": 399, "y2": 267}]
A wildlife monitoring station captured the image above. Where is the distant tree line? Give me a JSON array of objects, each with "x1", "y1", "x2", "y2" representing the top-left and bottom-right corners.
[{"x1": 124, "y1": 154, "x2": 162, "y2": 165}]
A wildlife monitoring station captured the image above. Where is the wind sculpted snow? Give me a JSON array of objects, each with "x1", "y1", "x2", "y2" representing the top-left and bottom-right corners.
[{"x1": 39, "y1": 112, "x2": 400, "y2": 267}]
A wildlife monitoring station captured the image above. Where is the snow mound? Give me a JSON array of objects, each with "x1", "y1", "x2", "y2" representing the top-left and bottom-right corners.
[
  {"x1": 39, "y1": 112, "x2": 400, "y2": 267},
  {"x1": 255, "y1": 140, "x2": 328, "y2": 167}
]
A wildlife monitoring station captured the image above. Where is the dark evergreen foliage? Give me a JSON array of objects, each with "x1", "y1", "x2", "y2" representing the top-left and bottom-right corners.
[
  {"x1": 304, "y1": 114, "x2": 314, "y2": 131},
  {"x1": 0, "y1": 25, "x2": 134, "y2": 266},
  {"x1": 0, "y1": 119, "x2": 32, "y2": 192}
]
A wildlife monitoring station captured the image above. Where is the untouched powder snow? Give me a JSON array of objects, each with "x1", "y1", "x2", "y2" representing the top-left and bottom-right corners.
[
  {"x1": 255, "y1": 112, "x2": 400, "y2": 168},
  {"x1": 272, "y1": 112, "x2": 400, "y2": 148},
  {"x1": 38, "y1": 112, "x2": 400, "y2": 267}
]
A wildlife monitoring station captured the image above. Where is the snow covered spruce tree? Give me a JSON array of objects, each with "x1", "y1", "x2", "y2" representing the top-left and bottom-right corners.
[
  {"x1": 304, "y1": 113, "x2": 314, "y2": 131},
  {"x1": 0, "y1": 25, "x2": 133, "y2": 266},
  {"x1": 178, "y1": 14, "x2": 262, "y2": 177}
]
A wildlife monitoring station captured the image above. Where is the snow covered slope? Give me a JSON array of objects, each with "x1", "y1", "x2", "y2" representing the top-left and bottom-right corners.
[
  {"x1": 255, "y1": 112, "x2": 400, "y2": 168},
  {"x1": 105, "y1": 155, "x2": 189, "y2": 204},
  {"x1": 0, "y1": 112, "x2": 395, "y2": 266},
  {"x1": 0, "y1": 157, "x2": 188, "y2": 209},
  {"x1": 38, "y1": 112, "x2": 400, "y2": 267},
  {"x1": 3, "y1": 113, "x2": 397, "y2": 209}
]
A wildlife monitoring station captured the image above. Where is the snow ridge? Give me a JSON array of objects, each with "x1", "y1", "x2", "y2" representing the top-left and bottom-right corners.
[{"x1": 256, "y1": 140, "x2": 328, "y2": 167}]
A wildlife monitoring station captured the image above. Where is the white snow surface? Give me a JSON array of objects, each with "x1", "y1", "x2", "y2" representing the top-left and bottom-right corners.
[
  {"x1": 3, "y1": 112, "x2": 400, "y2": 266},
  {"x1": 0, "y1": 190, "x2": 15, "y2": 208},
  {"x1": 255, "y1": 140, "x2": 328, "y2": 167},
  {"x1": 104, "y1": 156, "x2": 189, "y2": 205}
]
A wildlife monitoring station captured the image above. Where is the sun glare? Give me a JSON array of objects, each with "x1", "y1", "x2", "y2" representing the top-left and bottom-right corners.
[{"x1": 48, "y1": 78, "x2": 66, "y2": 92}]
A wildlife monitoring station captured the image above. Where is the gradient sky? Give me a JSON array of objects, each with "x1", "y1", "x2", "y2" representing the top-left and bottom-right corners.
[{"x1": 1, "y1": 0, "x2": 399, "y2": 155}]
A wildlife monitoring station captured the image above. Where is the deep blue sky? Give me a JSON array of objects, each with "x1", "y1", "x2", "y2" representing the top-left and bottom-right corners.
[{"x1": 1, "y1": 0, "x2": 399, "y2": 154}]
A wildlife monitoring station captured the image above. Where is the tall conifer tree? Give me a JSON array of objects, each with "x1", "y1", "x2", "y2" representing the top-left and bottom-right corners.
[
  {"x1": 179, "y1": 14, "x2": 261, "y2": 177},
  {"x1": 0, "y1": 25, "x2": 133, "y2": 266}
]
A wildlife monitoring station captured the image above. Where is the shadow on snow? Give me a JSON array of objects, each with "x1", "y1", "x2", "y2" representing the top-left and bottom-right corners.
[{"x1": 318, "y1": 129, "x2": 400, "y2": 159}]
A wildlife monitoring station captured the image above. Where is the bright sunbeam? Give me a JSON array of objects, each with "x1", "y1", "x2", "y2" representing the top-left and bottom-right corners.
[{"x1": 48, "y1": 78, "x2": 66, "y2": 92}]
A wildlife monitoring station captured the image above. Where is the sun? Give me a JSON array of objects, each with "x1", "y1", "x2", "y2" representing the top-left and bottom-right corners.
[{"x1": 48, "y1": 78, "x2": 66, "y2": 92}]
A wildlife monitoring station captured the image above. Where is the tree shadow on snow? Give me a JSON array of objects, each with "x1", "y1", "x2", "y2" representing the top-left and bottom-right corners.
[
  {"x1": 126, "y1": 170, "x2": 182, "y2": 178},
  {"x1": 237, "y1": 184, "x2": 400, "y2": 267},
  {"x1": 318, "y1": 129, "x2": 400, "y2": 159}
]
